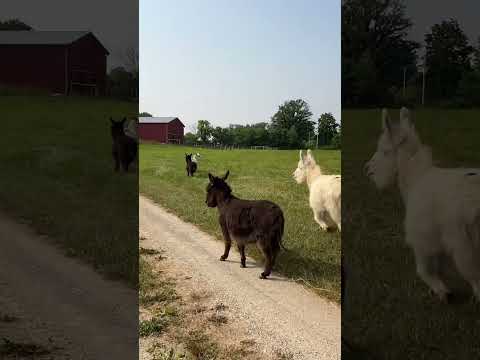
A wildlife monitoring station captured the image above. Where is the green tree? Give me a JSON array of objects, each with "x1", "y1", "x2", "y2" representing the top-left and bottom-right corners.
[
  {"x1": 184, "y1": 132, "x2": 197, "y2": 145},
  {"x1": 108, "y1": 67, "x2": 135, "y2": 99},
  {"x1": 0, "y1": 19, "x2": 32, "y2": 30},
  {"x1": 425, "y1": 19, "x2": 474, "y2": 102},
  {"x1": 196, "y1": 120, "x2": 213, "y2": 144},
  {"x1": 317, "y1": 113, "x2": 338, "y2": 146},
  {"x1": 287, "y1": 126, "x2": 300, "y2": 149},
  {"x1": 211, "y1": 126, "x2": 231, "y2": 145},
  {"x1": 342, "y1": 0, "x2": 418, "y2": 106},
  {"x1": 331, "y1": 125, "x2": 341, "y2": 149},
  {"x1": 270, "y1": 99, "x2": 314, "y2": 144}
]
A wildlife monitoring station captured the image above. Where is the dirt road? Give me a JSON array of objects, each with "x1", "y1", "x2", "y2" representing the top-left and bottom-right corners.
[
  {"x1": 139, "y1": 195, "x2": 341, "y2": 360},
  {"x1": 0, "y1": 213, "x2": 137, "y2": 359}
]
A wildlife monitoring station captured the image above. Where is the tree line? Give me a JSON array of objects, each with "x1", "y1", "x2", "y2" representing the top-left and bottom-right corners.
[
  {"x1": 179, "y1": 99, "x2": 340, "y2": 149},
  {"x1": 342, "y1": 0, "x2": 480, "y2": 107}
]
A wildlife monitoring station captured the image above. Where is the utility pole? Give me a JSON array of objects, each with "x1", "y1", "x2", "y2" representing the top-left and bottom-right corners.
[{"x1": 421, "y1": 55, "x2": 427, "y2": 106}]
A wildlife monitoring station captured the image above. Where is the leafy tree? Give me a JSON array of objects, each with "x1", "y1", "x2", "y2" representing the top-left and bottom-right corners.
[
  {"x1": 0, "y1": 19, "x2": 32, "y2": 30},
  {"x1": 196, "y1": 120, "x2": 213, "y2": 144},
  {"x1": 211, "y1": 126, "x2": 231, "y2": 145},
  {"x1": 342, "y1": 0, "x2": 418, "y2": 106},
  {"x1": 269, "y1": 127, "x2": 289, "y2": 148},
  {"x1": 456, "y1": 71, "x2": 480, "y2": 106},
  {"x1": 108, "y1": 67, "x2": 135, "y2": 99},
  {"x1": 184, "y1": 132, "x2": 197, "y2": 145},
  {"x1": 331, "y1": 125, "x2": 341, "y2": 149},
  {"x1": 139, "y1": 112, "x2": 152, "y2": 117},
  {"x1": 287, "y1": 126, "x2": 300, "y2": 148},
  {"x1": 270, "y1": 99, "x2": 314, "y2": 143},
  {"x1": 317, "y1": 113, "x2": 338, "y2": 146},
  {"x1": 425, "y1": 19, "x2": 474, "y2": 102}
]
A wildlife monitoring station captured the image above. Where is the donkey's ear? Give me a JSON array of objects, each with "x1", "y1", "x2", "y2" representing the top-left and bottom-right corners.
[
  {"x1": 381, "y1": 108, "x2": 392, "y2": 133},
  {"x1": 208, "y1": 173, "x2": 215, "y2": 183},
  {"x1": 399, "y1": 107, "x2": 412, "y2": 129},
  {"x1": 306, "y1": 149, "x2": 315, "y2": 163},
  {"x1": 222, "y1": 170, "x2": 230, "y2": 181}
]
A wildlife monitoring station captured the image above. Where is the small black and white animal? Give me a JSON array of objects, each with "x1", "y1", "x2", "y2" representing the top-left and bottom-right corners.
[
  {"x1": 185, "y1": 153, "x2": 197, "y2": 176},
  {"x1": 192, "y1": 152, "x2": 201, "y2": 163}
]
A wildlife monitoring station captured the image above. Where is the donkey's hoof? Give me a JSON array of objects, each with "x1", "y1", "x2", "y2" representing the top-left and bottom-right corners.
[
  {"x1": 240, "y1": 264, "x2": 246, "y2": 268},
  {"x1": 219, "y1": 255, "x2": 227, "y2": 261},
  {"x1": 259, "y1": 273, "x2": 269, "y2": 279}
]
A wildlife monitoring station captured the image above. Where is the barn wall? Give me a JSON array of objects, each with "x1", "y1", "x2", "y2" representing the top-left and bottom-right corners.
[
  {"x1": 0, "y1": 45, "x2": 66, "y2": 93},
  {"x1": 167, "y1": 119, "x2": 185, "y2": 143},
  {"x1": 139, "y1": 123, "x2": 168, "y2": 143},
  {"x1": 68, "y1": 34, "x2": 107, "y2": 95}
]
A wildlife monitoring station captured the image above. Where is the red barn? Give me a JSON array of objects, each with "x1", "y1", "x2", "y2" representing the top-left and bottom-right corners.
[
  {"x1": 139, "y1": 117, "x2": 185, "y2": 144},
  {"x1": 0, "y1": 31, "x2": 109, "y2": 95}
]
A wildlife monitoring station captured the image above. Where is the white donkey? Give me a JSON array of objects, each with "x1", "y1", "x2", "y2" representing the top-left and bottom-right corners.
[
  {"x1": 365, "y1": 107, "x2": 480, "y2": 302},
  {"x1": 293, "y1": 149, "x2": 341, "y2": 231}
]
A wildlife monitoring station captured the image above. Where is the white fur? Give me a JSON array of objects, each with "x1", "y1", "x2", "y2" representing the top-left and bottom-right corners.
[
  {"x1": 124, "y1": 118, "x2": 138, "y2": 140},
  {"x1": 365, "y1": 107, "x2": 480, "y2": 301},
  {"x1": 192, "y1": 153, "x2": 201, "y2": 163},
  {"x1": 293, "y1": 149, "x2": 341, "y2": 231}
]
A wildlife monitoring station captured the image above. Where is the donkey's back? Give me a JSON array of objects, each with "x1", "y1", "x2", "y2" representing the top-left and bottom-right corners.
[
  {"x1": 223, "y1": 198, "x2": 285, "y2": 254},
  {"x1": 225, "y1": 198, "x2": 284, "y2": 235}
]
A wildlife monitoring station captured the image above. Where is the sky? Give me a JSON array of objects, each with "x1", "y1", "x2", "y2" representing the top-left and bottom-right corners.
[
  {"x1": 140, "y1": 0, "x2": 340, "y2": 132},
  {"x1": 2, "y1": 0, "x2": 138, "y2": 69}
]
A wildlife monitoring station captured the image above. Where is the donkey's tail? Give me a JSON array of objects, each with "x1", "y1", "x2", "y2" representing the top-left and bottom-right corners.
[{"x1": 278, "y1": 211, "x2": 288, "y2": 252}]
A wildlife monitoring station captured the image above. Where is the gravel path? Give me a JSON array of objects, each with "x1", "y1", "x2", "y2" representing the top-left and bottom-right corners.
[
  {"x1": 0, "y1": 213, "x2": 138, "y2": 359},
  {"x1": 140, "y1": 195, "x2": 341, "y2": 360}
]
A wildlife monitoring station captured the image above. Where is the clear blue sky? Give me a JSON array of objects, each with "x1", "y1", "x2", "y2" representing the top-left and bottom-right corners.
[{"x1": 140, "y1": 0, "x2": 340, "y2": 132}]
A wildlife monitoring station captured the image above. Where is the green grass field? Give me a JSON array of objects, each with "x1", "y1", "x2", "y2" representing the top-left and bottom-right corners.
[
  {"x1": 1, "y1": 96, "x2": 138, "y2": 286},
  {"x1": 343, "y1": 108, "x2": 480, "y2": 359},
  {"x1": 139, "y1": 145, "x2": 341, "y2": 302}
]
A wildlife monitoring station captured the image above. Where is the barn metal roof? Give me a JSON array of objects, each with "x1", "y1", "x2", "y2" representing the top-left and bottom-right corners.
[
  {"x1": 0, "y1": 31, "x2": 90, "y2": 45},
  {"x1": 0, "y1": 31, "x2": 109, "y2": 54},
  {"x1": 139, "y1": 117, "x2": 184, "y2": 126}
]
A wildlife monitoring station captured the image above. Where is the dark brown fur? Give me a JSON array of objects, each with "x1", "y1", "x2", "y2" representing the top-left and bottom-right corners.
[
  {"x1": 185, "y1": 153, "x2": 197, "y2": 176},
  {"x1": 205, "y1": 171, "x2": 285, "y2": 279},
  {"x1": 111, "y1": 117, "x2": 137, "y2": 173}
]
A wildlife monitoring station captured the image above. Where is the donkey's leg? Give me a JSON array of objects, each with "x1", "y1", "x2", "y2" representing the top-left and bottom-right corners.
[
  {"x1": 451, "y1": 239, "x2": 480, "y2": 301},
  {"x1": 219, "y1": 218, "x2": 231, "y2": 261},
  {"x1": 271, "y1": 242, "x2": 280, "y2": 269},
  {"x1": 414, "y1": 248, "x2": 451, "y2": 302},
  {"x1": 313, "y1": 211, "x2": 329, "y2": 231},
  {"x1": 258, "y1": 243, "x2": 273, "y2": 279},
  {"x1": 113, "y1": 151, "x2": 120, "y2": 172},
  {"x1": 237, "y1": 244, "x2": 246, "y2": 268},
  {"x1": 121, "y1": 158, "x2": 129, "y2": 173}
]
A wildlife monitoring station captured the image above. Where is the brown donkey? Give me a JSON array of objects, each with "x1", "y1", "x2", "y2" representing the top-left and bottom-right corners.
[{"x1": 205, "y1": 171, "x2": 286, "y2": 279}]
